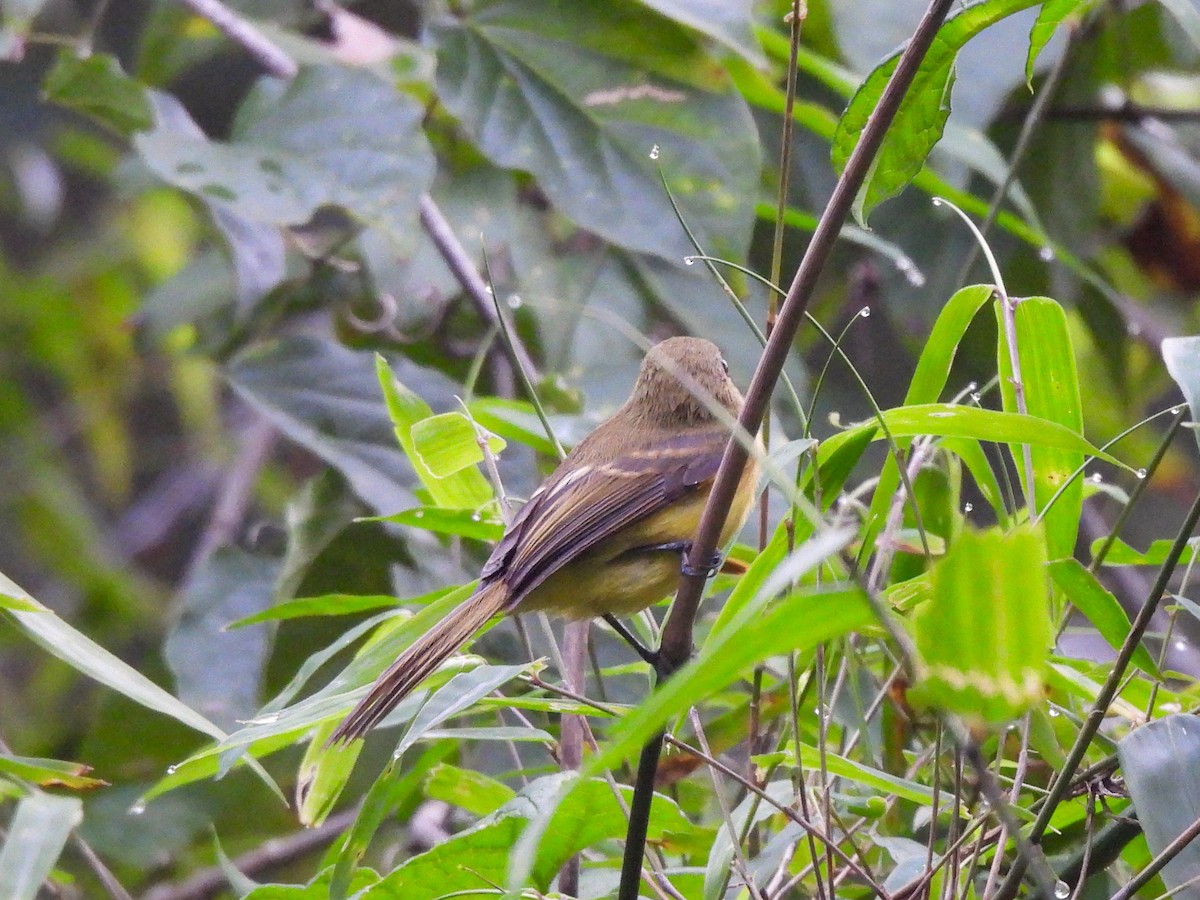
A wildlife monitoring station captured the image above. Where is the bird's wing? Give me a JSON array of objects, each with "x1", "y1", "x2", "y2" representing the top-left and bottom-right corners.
[{"x1": 481, "y1": 426, "x2": 732, "y2": 610}]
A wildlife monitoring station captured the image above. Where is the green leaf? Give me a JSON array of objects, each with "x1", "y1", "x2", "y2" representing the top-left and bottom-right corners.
[
  {"x1": 832, "y1": 0, "x2": 1039, "y2": 223},
  {"x1": 1163, "y1": 336, "x2": 1200, "y2": 454},
  {"x1": 1026, "y1": 0, "x2": 1096, "y2": 86},
  {"x1": 163, "y1": 547, "x2": 279, "y2": 730},
  {"x1": 295, "y1": 720, "x2": 363, "y2": 828},
  {"x1": 589, "y1": 587, "x2": 873, "y2": 774},
  {"x1": 1159, "y1": 0, "x2": 1200, "y2": 51},
  {"x1": 424, "y1": 763, "x2": 516, "y2": 816},
  {"x1": 227, "y1": 337, "x2": 458, "y2": 515},
  {"x1": 1119, "y1": 715, "x2": 1200, "y2": 897},
  {"x1": 409, "y1": 411, "x2": 506, "y2": 479},
  {"x1": 375, "y1": 355, "x2": 496, "y2": 510},
  {"x1": 430, "y1": 0, "x2": 760, "y2": 261},
  {"x1": 910, "y1": 524, "x2": 1053, "y2": 725},
  {"x1": 0, "y1": 792, "x2": 82, "y2": 900},
  {"x1": 998, "y1": 296, "x2": 1084, "y2": 560},
  {"x1": 0, "y1": 594, "x2": 40, "y2": 612},
  {"x1": 371, "y1": 506, "x2": 505, "y2": 543},
  {"x1": 819, "y1": 403, "x2": 1117, "y2": 470},
  {"x1": 0, "y1": 755, "x2": 106, "y2": 790},
  {"x1": 0, "y1": 571, "x2": 227, "y2": 741},
  {"x1": 43, "y1": 51, "x2": 152, "y2": 135},
  {"x1": 330, "y1": 664, "x2": 532, "y2": 897},
  {"x1": 135, "y1": 65, "x2": 433, "y2": 241},
  {"x1": 633, "y1": 0, "x2": 764, "y2": 64},
  {"x1": 227, "y1": 594, "x2": 399, "y2": 629},
  {"x1": 1090, "y1": 536, "x2": 1200, "y2": 566},
  {"x1": 1048, "y1": 559, "x2": 1161, "y2": 678}
]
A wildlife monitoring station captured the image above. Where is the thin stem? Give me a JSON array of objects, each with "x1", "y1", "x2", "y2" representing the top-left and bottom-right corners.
[{"x1": 1110, "y1": 812, "x2": 1200, "y2": 900}]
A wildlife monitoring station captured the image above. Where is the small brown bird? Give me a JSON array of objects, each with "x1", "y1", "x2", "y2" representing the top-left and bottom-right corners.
[{"x1": 330, "y1": 336, "x2": 759, "y2": 742}]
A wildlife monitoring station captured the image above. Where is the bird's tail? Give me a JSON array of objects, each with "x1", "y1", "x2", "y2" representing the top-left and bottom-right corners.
[{"x1": 328, "y1": 583, "x2": 507, "y2": 743}]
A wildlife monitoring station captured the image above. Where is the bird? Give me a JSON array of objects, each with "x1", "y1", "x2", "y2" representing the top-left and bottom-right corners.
[{"x1": 329, "y1": 336, "x2": 759, "y2": 743}]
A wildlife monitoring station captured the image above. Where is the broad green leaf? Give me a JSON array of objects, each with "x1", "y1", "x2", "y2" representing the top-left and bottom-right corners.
[
  {"x1": 1027, "y1": 0, "x2": 1096, "y2": 85},
  {"x1": 372, "y1": 506, "x2": 505, "y2": 543},
  {"x1": 0, "y1": 571, "x2": 226, "y2": 741},
  {"x1": 1119, "y1": 715, "x2": 1200, "y2": 897},
  {"x1": 135, "y1": 66, "x2": 433, "y2": 242},
  {"x1": 430, "y1": 0, "x2": 760, "y2": 261},
  {"x1": 468, "y1": 397, "x2": 585, "y2": 457},
  {"x1": 375, "y1": 355, "x2": 495, "y2": 510},
  {"x1": 228, "y1": 337, "x2": 466, "y2": 523},
  {"x1": 409, "y1": 411, "x2": 506, "y2": 479},
  {"x1": 0, "y1": 792, "x2": 82, "y2": 900},
  {"x1": 163, "y1": 546, "x2": 279, "y2": 730},
  {"x1": 634, "y1": 0, "x2": 763, "y2": 63},
  {"x1": 1163, "y1": 336, "x2": 1200, "y2": 454},
  {"x1": 43, "y1": 51, "x2": 152, "y2": 135},
  {"x1": 0, "y1": 755, "x2": 106, "y2": 790},
  {"x1": 1048, "y1": 558, "x2": 1161, "y2": 678},
  {"x1": 589, "y1": 586, "x2": 873, "y2": 774},
  {"x1": 910, "y1": 524, "x2": 1052, "y2": 725},
  {"x1": 424, "y1": 763, "x2": 516, "y2": 816},
  {"x1": 832, "y1": 0, "x2": 1039, "y2": 222},
  {"x1": 998, "y1": 296, "x2": 1084, "y2": 560}
]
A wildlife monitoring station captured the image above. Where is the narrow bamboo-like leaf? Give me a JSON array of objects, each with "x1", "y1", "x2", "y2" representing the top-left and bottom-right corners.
[
  {"x1": 0, "y1": 571, "x2": 226, "y2": 741},
  {"x1": 226, "y1": 594, "x2": 399, "y2": 629},
  {"x1": 296, "y1": 719, "x2": 363, "y2": 827},
  {"x1": 467, "y1": 397, "x2": 584, "y2": 457},
  {"x1": 910, "y1": 523, "x2": 1053, "y2": 725},
  {"x1": 819, "y1": 404, "x2": 1117, "y2": 471},
  {"x1": 424, "y1": 763, "x2": 516, "y2": 816},
  {"x1": 0, "y1": 594, "x2": 40, "y2": 612},
  {"x1": 832, "y1": 0, "x2": 1039, "y2": 222},
  {"x1": 375, "y1": 355, "x2": 494, "y2": 510},
  {"x1": 865, "y1": 285, "x2": 997, "y2": 550},
  {"x1": 1090, "y1": 537, "x2": 1200, "y2": 567},
  {"x1": 997, "y1": 296, "x2": 1084, "y2": 561},
  {"x1": 0, "y1": 755, "x2": 106, "y2": 790},
  {"x1": 938, "y1": 437, "x2": 1011, "y2": 526},
  {"x1": 329, "y1": 743, "x2": 456, "y2": 900},
  {"x1": 372, "y1": 506, "x2": 505, "y2": 543},
  {"x1": 0, "y1": 792, "x2": 82, "y2": 900},
  {"x1": 1119, "y1": 715, "x2": 1200, "y2": 897},
  {"x1": 1048, "y1": 559, "x2": 1161, "y2": 678}
]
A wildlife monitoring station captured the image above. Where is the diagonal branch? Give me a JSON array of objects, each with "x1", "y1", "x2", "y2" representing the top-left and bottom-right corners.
[{"x1": 615, "y1": 0, "x2": 960, "y2": 896}]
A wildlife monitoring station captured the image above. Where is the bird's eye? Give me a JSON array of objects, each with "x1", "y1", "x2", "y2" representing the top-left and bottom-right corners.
[{"x1": 720, "y1": 357, "x2": 730, "y2": 375}]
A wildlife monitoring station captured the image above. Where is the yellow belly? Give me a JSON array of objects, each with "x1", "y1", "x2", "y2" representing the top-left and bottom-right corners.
[{"x1": 516, "y1": 459, "x2": 759, "y2": 619}]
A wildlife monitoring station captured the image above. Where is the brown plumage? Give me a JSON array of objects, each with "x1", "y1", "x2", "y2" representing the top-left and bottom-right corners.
[{"x1": 330, "y1": 336, "x2": 758, "y2": 742}]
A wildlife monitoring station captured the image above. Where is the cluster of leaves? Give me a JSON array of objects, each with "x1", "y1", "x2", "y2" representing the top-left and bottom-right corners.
[{"x1": 3, "y1": 0, "x2": 1200, "y2": 898}]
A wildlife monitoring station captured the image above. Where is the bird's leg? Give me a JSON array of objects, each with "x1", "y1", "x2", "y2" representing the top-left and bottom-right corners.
[
  {"x1": 639, "y1": 540, "x2": 724, "y2": 578},
  {"x1": 602, "y1": 614, "x2": 659, "y2": 668}
]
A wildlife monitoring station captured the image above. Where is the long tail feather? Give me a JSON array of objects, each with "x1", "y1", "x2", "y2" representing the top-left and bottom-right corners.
[{"x1": 329, "y1": 583, "x2": 507, "y2": 743}]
